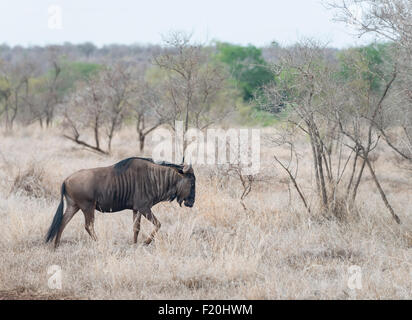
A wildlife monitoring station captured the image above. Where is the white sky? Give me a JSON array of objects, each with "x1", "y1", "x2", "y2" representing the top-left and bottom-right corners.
[{"x1": 0, "y1": 0, "x2": 371, "y2": 48}]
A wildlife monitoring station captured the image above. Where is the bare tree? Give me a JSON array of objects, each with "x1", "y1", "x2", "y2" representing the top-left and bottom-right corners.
[
  {"x1": 101, "y1": 63, "x2": 133, "y2": 152},
  {"x1": 0, "y1": 59, "x2": 34, "y2": 131},
  {"x1": 328, "y1": 0, "x2": 412, "y2": 161},
  {"x1": 14, "y1": 48, "x2": 64, "y2": 129},
  {"x1": 153, "y1": 32, "x2": 234, "y2": 160},
  {"x1": 63, "y1": 63, "x2": 134, "y2": 154},
  {"x1": 262, "y1": 40, "x2": 401, "y2": 223},
  {"x1": 129, "y1": 67, "x2": 171, "y2": 152},
  {"x1": 262, "y1": 41, "x2": 341, "y2": 210},
  {"x1": 39, "y1": 47, "x2": 63, "y2": 128},
  {"x1": 331, "y1": 47, "x2": 401, "y2": 223},
  {"x1": 328, "y1": 0, "x2": 412, "y2": 50},
  {"x1": 63, "y1": 75, "x2": 108, "y2": 154}
]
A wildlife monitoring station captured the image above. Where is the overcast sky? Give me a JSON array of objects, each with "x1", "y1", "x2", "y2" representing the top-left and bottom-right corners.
[{"x1": 0, "y1": 0, "x2": 371, "y2": 48}]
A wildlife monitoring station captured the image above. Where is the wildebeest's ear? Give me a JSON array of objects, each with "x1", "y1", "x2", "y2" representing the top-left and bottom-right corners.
[{"x1": 182, "y1": 164, "x2": 193, "y2": 174}]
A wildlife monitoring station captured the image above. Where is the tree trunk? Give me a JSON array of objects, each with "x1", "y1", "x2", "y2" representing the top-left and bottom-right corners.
[
  {"x1": 351, "y1": 156, "x2": 366, "y2": 203},
  {"x1": 365, "y1": 157, "x2": 401, "y2": 224},
  {"x1": 46, "y1": 115, "x2": 52, "y2": 127},
  {"x1": 314, "y1": 133, "x2": 328, "y2": 206},
  {"x1": 107, "y1": 120, "x2": 117, "y2": 153},
  {"x1": 346, "y1": 151, "x2": 359, "y2": 196},
  {"x1": 94, "y1": 117, "x2": 100, "y2": 150},
  {"x1": 139, "y1": 135, "x2": 145, "y2": 152},
  {"x1": 137, "y1": 113, "x2": 146, "y2": 152},
  {"x1": 4, "y1": 103, "x2": 10, "y2": 131},
  {"x1": 108, "y1": 135, "x2": 113, "y2": 153},
  {"x1": 309, "y1": 131, "x2": 321, "y2": 195}
]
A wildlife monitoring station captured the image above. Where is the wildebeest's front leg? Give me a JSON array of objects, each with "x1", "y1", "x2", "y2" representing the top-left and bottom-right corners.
[
  {"x1": 133, "y1": 210, "x2": 142, "y2": 244},
  {"x1": 141, "y1": 208, "x2": 161, "y2": 245}
]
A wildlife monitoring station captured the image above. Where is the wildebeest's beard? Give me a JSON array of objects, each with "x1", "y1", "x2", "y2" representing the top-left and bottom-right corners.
[
  {"x1": 183, "y1": 177, "x2": 195, "y2": 208},
  {"x1": 176, "y1": 187, "x2": 187, "y2": 207},
  {"x1": 177, "y1": 195, "x2": 184, "y2": 207}
]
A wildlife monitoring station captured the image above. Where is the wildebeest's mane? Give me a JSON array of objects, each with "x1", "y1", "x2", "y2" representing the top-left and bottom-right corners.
[{"x1": 114, "y1": 157, "x2": 184, "y2": 174}]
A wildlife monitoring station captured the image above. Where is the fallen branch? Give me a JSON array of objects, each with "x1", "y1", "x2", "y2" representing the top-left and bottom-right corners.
[{"x1": 63, "y1": 135, "x2": 109, "y2": 155}]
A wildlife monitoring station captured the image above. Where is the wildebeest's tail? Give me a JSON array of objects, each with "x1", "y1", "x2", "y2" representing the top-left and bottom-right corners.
[{"x1": 45, "y1": 182, "x2": 65, "y2": 243}]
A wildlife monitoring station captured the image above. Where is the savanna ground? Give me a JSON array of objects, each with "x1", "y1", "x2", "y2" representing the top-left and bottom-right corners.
[{"x1": 0, "y1": 125, "x2": 411, "y2": 300}]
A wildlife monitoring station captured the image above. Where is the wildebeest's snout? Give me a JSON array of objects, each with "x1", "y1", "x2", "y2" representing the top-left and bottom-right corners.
[
  {"x1": 184, "y1": 200, "x2": 194, "y2": 208},
  {"x1": 178, "y1": 164, "x2": 195, "y2": 208}
]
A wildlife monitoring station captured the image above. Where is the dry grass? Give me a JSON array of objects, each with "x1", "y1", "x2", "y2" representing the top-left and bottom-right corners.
[
  {"x1": 0, "y1": 125, "x2": 411, "y2": 299},
  {"x1": 10, "y1": 163, "x2": 56, "y2": 199}
]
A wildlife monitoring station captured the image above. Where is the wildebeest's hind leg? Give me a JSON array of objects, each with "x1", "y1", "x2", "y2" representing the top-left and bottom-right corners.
[
  {"x1": 54, "y1": 201, "x2": 80, "y2": 248},
  {"x1": 141, "y1": 208, "x2": 161, "y2": 245},
  {"x1": 82, "y1": 206, "x2": 98, "y2": 241},
  {"x1": 133, "y1": 210, "x2": 142, "y2": 244}
]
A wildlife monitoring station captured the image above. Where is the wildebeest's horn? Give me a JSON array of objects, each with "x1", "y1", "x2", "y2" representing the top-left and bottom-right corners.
[{"x1": 183, "y1": 164, "x2": 193, "y2": 174}]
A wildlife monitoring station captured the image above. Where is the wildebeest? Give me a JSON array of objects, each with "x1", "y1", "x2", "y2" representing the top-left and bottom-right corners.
[{"x1": 45, "y1": 157, "x2": 196, "y2": 248}]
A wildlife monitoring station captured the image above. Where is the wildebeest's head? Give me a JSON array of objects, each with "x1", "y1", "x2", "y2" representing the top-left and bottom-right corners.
[{"x1": 176, "y1": 164, "x2": 196, "y2": 208}]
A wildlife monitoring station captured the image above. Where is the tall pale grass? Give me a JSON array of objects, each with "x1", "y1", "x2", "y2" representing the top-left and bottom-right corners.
[{"x1": 0, "y1": 126, "x2": 411, "y2": 299}]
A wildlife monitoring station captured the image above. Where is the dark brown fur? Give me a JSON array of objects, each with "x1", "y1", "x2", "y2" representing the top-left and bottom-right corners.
[{"x1": 45, "y1": 157, "x2": 195, "y2": 248}]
